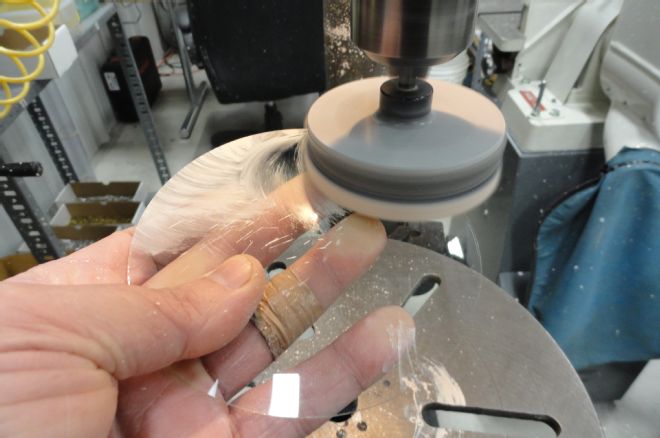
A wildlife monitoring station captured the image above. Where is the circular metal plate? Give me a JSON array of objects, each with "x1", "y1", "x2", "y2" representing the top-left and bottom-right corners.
[{"x1": 266, "y1": 240, "x2": 603, "y2": 437}]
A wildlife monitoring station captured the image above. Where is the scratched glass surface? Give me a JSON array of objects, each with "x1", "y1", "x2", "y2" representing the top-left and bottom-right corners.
[{"x1": 126, "y1": 130, "x2": 455, "y2": 422}]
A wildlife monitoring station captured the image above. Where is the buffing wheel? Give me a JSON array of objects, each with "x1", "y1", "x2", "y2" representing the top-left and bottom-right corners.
[{"x1": 304, "y1": 77, "x2": 507, "y2": 221}]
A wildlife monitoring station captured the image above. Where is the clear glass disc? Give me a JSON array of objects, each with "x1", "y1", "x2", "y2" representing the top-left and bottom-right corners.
[{"x1": 127, "y1": 130, "x2": 419, "y2": 421}]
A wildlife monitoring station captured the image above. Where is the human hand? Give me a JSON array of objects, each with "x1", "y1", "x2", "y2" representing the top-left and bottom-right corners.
[{"x1": 0, "y1": 177, "x2": 414, "y2": 437}]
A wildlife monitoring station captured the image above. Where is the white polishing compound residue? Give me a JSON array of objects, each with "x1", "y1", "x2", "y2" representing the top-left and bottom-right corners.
[{"x1": 402, "y1": 357, "x2": 466, "y2": 438}]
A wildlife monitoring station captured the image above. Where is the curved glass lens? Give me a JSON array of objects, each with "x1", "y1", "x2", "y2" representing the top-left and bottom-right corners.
[
  {"x1": 122, "y1": 117, "x2": 611, "y2": 436},
  {"x1": 127, "y1": 130, "x2": 421, "y2": 421}
]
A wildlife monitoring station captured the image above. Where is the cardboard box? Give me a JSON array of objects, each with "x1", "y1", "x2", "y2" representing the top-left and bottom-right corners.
[
  {"x1": 51, "y1": 201, "x2": 144, "y2": 225},
  {"x1": 49, "y1": 201, "x2": 143, "y2": 253},
  {"x1": 52, "y1": 225, "x2": 118, "y2": 254},
  {"x1": 0, "y1": 24, "x2": 78, "y2": 80},
  {"x1": 55, "y1": 182, "x2": 146, "y2": 205},
  {"x1": 0, "y1": 253, "x2": 38, "y2": 280},
  {"x1": 51, "y1": 225, "x2": 118, "y2": 241}
]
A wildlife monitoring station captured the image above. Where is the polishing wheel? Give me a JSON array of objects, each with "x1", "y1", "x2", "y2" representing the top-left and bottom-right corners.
[
  {"x1": 303, "y1": 0, "x2": 506, "y2": 221},
  {"x1": 304, "y1": 77, "x2": 506, "y2": 221}
]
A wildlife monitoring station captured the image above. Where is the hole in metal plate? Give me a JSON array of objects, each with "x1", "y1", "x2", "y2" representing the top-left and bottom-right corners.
[
  {"x1": 422, "y1": 403, "x2": 561, "y2": 437},
  {"x1": 403, "y1": 274, "x2": 441, "y2": 316},
  {"x1": 297, "y1": 325, "x2": 315, "y2": 341},
  {"x1": 266, "y1": 261, "x2": 287, "y2": 278},
  {"x1": 331, "y1": 398, "x2": 358, "y2": 423}
]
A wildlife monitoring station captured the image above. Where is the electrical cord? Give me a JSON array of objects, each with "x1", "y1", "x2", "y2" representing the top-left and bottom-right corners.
[{"x1": 0, "y1": 0, "x2": 60, "y2": 118}]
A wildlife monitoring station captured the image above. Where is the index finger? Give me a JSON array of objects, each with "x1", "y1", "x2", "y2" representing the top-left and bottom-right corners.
[{"x1": 145, "y1": 175, "x2": 342, "y2": 288}]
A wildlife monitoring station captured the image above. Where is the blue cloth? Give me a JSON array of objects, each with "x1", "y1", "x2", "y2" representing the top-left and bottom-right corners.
[{"x1": 528, "y1": 147, "x2": 660, "y2": 370}]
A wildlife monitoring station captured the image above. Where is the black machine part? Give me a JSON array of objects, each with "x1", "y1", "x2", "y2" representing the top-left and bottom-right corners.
[
  {"x1": 353, "y1": 0, "x2": 478, "y2": 118},
  {"x1": 188, "y1": 0, "x2": 326, "y2": 104},
  {"x1": 0, "y1": 162, "x2": 43, "y2": 178}
]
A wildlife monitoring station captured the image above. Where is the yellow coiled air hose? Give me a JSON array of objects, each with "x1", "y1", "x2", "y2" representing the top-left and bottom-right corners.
[{"x1": 0, "y1": 0, "x2": 61, "y2": 118}]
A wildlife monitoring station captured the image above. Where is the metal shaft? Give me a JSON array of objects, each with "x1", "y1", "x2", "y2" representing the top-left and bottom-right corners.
[
  {"x1": 351, "y1": 0, "x2": 478, "y2": 74},
  {"x1": 168, "y1": 0, "x2": 196, "y2": 103},
  {"x1": 532, "y1": 80, "x2": 547, "y2": 116}
]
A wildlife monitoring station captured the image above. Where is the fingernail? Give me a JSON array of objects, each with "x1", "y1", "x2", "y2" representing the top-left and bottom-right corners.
[
  {"x1": 340, "y1": 214, "x2": 383, "y2": 235},
  {"x1": 209, "y1": 255, "x2": 254, "y2": 289},
  {"x1": 329, "y1": 214, "x2": 385, "y2": 250}
]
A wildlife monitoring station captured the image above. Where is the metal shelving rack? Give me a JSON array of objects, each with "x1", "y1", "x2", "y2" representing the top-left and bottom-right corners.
[
  {"x1": 26, "y1": 97, "x2": 80, "y2": 184},
  {"x1": 107, "y1": 13, "x2": 171, "y2": 184},
  {"x1": 0, "y1": 4, "x2": 170, "y2": 262}
]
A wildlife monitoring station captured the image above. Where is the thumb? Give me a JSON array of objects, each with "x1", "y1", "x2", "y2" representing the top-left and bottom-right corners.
[{"x1": 0, "y1": 255, "x2": 265, "y2": 380}]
